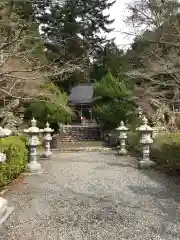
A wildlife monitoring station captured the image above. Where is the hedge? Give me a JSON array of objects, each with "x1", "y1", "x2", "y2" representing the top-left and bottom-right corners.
[
  {"x1": 0, "y1": 136, "x2": 28, "y2": 189},
  {"x1": 151, "y1": 132, "x2": 180, "y2": 169},
  {"x1": 128, "y1": 131, "x2": 180, "y2": 169},
  {"x1": 18, "y1": 133, "x2": 29, "y2": 147}
]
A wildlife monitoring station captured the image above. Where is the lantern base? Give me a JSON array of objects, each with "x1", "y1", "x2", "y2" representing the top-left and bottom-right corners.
[
  {"x1": 25, "y1": 161, "x2": 43, "y2": 175},
  {"x1": 42, "y1": 151, "x2": 52, "y2": 158},
  {"x1": 0, "y1": 197, "x2": 13, "y2": 225},
  {"x1": 118, "y1": 148, "x2": 127, "y2": 156},
  {"x1": 138, "y1": 159, "x2": 155, "y2": 169},
  {"x1": 0, "y1": 153, "x2": 6, "y2": 163}
]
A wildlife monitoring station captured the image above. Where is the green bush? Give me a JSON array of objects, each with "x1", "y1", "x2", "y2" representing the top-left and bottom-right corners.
[
  {"x1": 93, "y1": 72, "x2": 137, "y2": 129},
  {"x1": 151, "y1": 132, "x2": 180, "y2": 168},
  {"x1": 174, "y1": 112, "x2": 180, "y2": 129},
  {"x1": 24, "y1": 101, "x2": 71, "y2": 131},
  {"x1": 94, "y1": 101, "x2": 136, "y2": 129},
  {"x1": 128, "y1": 131, "x2": 180, "y2": 169},
  {"x1": 18, "y1": 133, "x2": 29, "y2": 147},
  {"x1": 0, "y1": 136, "x2": 28, "y2": 189},
  {"x1": 127, "y1": 131, "x2": 141, "y2": 153},
  {"x1": 24, "y1": 83, "x2": 71, "y2": 132}
]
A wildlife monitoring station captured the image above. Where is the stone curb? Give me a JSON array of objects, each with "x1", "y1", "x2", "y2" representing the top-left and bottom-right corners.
[
  {"x1": 0, "y1": 188, "x2": 8, "y2": 196},
  {"x1": 0, "y1": 206, "x2": 14, "y2": 225},
  {"x1": 58, "y1": 147, "x2": 112, "y2": 152}
]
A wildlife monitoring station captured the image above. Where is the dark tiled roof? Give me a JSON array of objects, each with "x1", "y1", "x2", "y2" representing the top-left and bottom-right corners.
[{"x1": 68, "y1": 84, "x2": 94, "y2": 104}]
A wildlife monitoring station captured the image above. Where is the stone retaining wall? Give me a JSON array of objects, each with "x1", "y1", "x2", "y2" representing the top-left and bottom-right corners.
[{"x1": 59, "y1": 125, "x2": 101, "y2": 142}]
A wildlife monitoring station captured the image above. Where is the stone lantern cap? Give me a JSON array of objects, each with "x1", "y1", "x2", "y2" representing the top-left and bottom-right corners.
[
  {"x1": 42, "y1": 122, "x2": 54, "y2": 133},
  {"x1": 0, "y1": 127, "x2": 11, "y2": 138},
  {"x1": 137, "y1": 106, "x2": 143, "y2": 114},
  {"x1": 116, "y1": 121, "x2": 128, "y2": 131},
  {"x1": 136, "y1": 116, "x2": 153, "y2": 132},
  {"x1": 24, "y1": 118, "x2": 40, "y2": 134}
]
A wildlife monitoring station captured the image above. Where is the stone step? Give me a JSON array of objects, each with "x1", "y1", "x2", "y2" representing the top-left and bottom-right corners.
[
  {"x1": 59, "y1": 126, "x2": 101, "y2": 142},
  {"x1": 58, "y1": 146, "x2": 112, "y2": 152}
]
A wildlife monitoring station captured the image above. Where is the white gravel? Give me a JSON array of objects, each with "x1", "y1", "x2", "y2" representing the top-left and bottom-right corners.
[{"x1": 0, "y1": 152, "x2": 180, "y2": 240}]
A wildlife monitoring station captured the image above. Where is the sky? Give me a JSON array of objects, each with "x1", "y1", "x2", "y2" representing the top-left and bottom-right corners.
[{"x1": 108, "y1": 0, "x2": 134, "y2": 48}]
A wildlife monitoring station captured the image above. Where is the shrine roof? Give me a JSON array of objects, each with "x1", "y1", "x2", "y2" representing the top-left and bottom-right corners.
[{"x1": 68, "y1": 84, "x2": 94, "y2": 105}]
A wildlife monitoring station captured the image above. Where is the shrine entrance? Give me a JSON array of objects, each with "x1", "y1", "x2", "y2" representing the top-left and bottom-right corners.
[
  {"x1": 68, "y1": 84, "x2": 95, "y2": 124},
  {"x1": 71, "y1": 104, "x2": 93, "y2": 124}
]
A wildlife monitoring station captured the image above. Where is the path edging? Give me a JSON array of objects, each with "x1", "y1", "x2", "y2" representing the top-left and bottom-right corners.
[{"x1": 58, "y1": 147, "x2": 112, "y2": 152}]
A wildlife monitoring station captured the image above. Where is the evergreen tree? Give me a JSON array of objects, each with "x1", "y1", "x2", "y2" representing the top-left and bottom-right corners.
[
  {"x1": 91, "y1": 41, "x2": 131, "y2": 81},
  {"x1": 69, "y1": 0, "x2": 115, "y2": 55},
  {"x1": 36, "y1": 0, "x2": 115, "y2": 56},
  {"x1": 34, "y1": 0, "x2": 115, "y2": 90},
  {"x1": 93, "y1": 72, "x2": 135, "y2": 128}
]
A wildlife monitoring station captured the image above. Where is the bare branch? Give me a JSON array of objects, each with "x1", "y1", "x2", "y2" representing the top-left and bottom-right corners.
[{"x1": 0, "y1": 26, "x2": 25, "y2": 51}]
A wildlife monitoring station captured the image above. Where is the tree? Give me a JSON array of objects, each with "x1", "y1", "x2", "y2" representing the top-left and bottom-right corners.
[
  {"x1": 93, "y1": 72, "x2": 136, "y2": 128},
  {"x1": 24, "y1": 83, "x2": 71, "y2": 131},
  {"x1": 0, "y1": 0, "x2": 45, "y2": 100},
  {"x1": 40, "y1": 0, "x2": 115, "y2": 54},
  {"x1": 0, "y1": 0, "x2": 84, "y2": 101},
  {"x1": 70, "y1": 0, "x2": 115, "y2": 55},
  {"x1": 126, "y1": 0, "x2": 180, "y2": 33},
  {"x1": 34, "y1": 0, "x2": 115, "y2": 91},
  {"x1": 91, "y1": 41, "x2": 131, "y2": 81},
  {"x1": 124, "y1": 0, "x2": 180, "y2": 108}
]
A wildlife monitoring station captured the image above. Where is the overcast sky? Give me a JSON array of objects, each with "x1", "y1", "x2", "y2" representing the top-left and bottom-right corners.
[{"x1": 108, "y1": 0, "x2": 134, "y2": 48}]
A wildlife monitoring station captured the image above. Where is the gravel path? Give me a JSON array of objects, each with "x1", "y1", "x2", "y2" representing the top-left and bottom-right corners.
[{"x1": 1, "y1": 152, "x2": 180, "y2": 240}]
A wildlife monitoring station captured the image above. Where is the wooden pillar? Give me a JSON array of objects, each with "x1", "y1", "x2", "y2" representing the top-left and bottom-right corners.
[
  {"x1": 90, "y1": 108, "x2": 92, "y2": 121},
  {"x1": 80, "y1": 105, "x2": 82, "y2": 118}
]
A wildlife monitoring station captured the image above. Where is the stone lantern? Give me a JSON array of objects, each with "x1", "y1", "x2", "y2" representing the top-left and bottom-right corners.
[
  {"x1": 137, "y1": 106, "x2": 143, "y2": 119},
  {"x1": 116, "y1": 121, "x2": 128, "y2": 155},
  {"x1": 18, "y1": 106, "x2": 25, "y2": 121},
  {"x1": 24, "y1": 118, "x2": 43, "y2": 174},
  {"x1": 136, "y1": 116, "x2": 154, "y2": 168},
  {"x1": 41, "y1": 122, "x2": 54, "y2": 158},
  {"x1": 0, "y1": 127, "x2": 11, "y2": 163},
  {"x1": 0, "y1": 126, "x2": 13, "y2": 224}
]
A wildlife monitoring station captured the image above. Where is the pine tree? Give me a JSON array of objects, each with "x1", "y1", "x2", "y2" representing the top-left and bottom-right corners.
[
  {"x1": 68, "y1": 0, "x2": 115, "y2": 54},
  {"x1": 35, "y1": 0, "x2": 115, "y2": 62},
  {"x1": 33, "y1": 0, "x2": 115, "y2": 91},
  {"x1": 90, "y1": 41, "x2": 131, "y2": 81},
  {"x1": 93, "y1": 72, "x2": 135, "y2": 128}
]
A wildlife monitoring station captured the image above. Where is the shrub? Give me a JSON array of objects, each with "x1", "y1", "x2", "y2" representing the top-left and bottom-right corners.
[
  {"x1": 94, "y1": 101, "x2": 136, "y2": 129},
  {"x1": 151, "y1": 132, "x2": 180, "y2": 168},
  {"x1": 175, "y1": 112, "x2": 180, "y2": 129},
  {"x1": 24, "y1": 83, "x2": 71, "y2": 132},
  {"x1": 19, "y1": 133, "x2": 44, "y2": 150},
  {"x1": 24, "y1": 100, "x2": 71, "y2": 131},
  {"x1": 127, "y1": 131, "x2": 141, "y2": 154},
  {"x1": 18, "y1": 133, "x2": 28, "y2": 147},
  {"x1": 0, "y1": 136, "x2": 28, "y2": 189},
  {"x1": 93, "y1": 72, "x2": 137, "y2": 128},
  {"x1": 128, "y1": 131, "x2": 180, "y2": 169}
]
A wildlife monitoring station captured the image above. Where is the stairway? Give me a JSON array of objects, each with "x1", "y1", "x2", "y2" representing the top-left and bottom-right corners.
[{"x1": 60, "y1": 125, "x2": 101, "y2": 142}]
